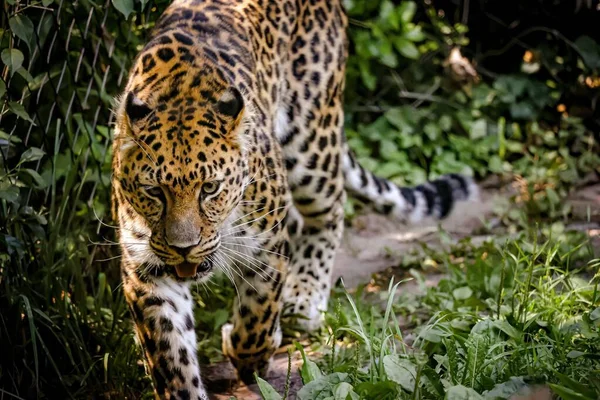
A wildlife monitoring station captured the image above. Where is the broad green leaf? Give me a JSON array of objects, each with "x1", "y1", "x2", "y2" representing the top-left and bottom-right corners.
[
  {"x1": 43, "y1": 0, "x2": 54, "y2": 5},
  {"x1": 446, "y1": 385, "x2": 484, "y2": 400},
  {"x1": 453, "y1": 286, "x2": 473, "y2": 300},
  {"x1": 375, "y1": 162, "x2": 404, "y2": 178},
  {"x1": 358, "y1": 59, "x2": 376, "y2": 90},
  {"x1": 574, "y1": 35, "x2": 600, "y2": 69},
  {"x1": 297, "y1": 373, "x2": 350, "y2": 400},
  {"x1": 20, "y1": 147, "x2": 46, "y2": 164},
  {"x1": 484, "y1": 377, "x2": 527, "y2": 399},
  {"x1": 548, "y1": 383, "x2": 589, "y2": 400},
  {"x1": 22, "y1": 169, "x2": 48, "y2": 188},
  {"x1": 393, "y1": 37, "x2": 419, "y2": 59},
  {"x1": 1, "y1": 49, "x2": 24, "y2": 76},
  {"x1": 295, "y1": 342, "x2": 322, "y2": 384},
  {"x1": 404, "y1": 25, "x2": 425, "y2": 42},
  {"x1": 9, "y1": 15, "x2": 35, "y2": 54},
  {"x1": 424, "y1": 122, "x2": 441, "y2": 140},
  {"x1": 383, "y1": 355, "x2": 417, "y2": 393},
  {"x1": 354, "y1": 381, "x2": 399, "y2": 399},
  {"x1": 112, "y1": 0, "x2": 134, "y2": 19},
  {"x1": 492, "y1": 320, "x2": 521, "y2": 340},
  {"x1": 17, "y1": 67, "x2": 34, "y2": 84},
  {"x1": 465, "y1": 333, "x2": 488, "y2": 387},
  {"x1": 439, "y1": 115, "x2": 452, "y2": 131},
  {"x1": 379, "y1": 0, "x2": 399, "y2": 30},
  {"x1": 9, "y1": 102, "x2": 36, "y2": 124},
  {"x1": 255, "y1": 376, "x2": 283, "y2": 400},
  {"x1": 0, "y1": 79, "x2": 5, "y2": 99},
  {"x1": 470, "y1": 119, "x2": 487, "y2": 139},
  {"x1": 509, "y1": 102, "x2": 536, "y2": 120},
  {"x1": 554, "y1": 372, "x2": 597, "y2": 399},
  {"x1": 590, "y1": 307, "x2": 600, "y2": 321},
  {"x1": 0, "y1": 129, "x2": 21, "y2": 143},
  {"x1": 333, "y1": 382, "x2": 359, "y2": 400},
  {"x1": 397, "y1": 1, "x2": 416, "y2": 23},
  {"x1": 0, "y1": 185, "x2": 19, "y2": 202}
]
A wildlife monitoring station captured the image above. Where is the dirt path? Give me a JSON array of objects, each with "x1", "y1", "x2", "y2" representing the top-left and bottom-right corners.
[{"x1": 204, "y1": 180, "x2": 600, "y2": 399}]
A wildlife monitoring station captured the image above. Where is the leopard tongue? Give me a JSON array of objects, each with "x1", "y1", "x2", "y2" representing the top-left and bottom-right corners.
[{"x1": 175, "y1": 262, "x2": 198, "y2": 278}]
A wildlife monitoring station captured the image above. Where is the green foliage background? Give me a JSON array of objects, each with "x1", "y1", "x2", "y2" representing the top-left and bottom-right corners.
[{"x1": 0, "y1": 0, "x2": 598, "y2": 398}]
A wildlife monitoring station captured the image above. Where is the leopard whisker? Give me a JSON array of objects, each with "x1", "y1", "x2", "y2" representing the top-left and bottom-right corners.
[
  {"x1": 213, "y1": 253, "x2": 242, "y2": 308},
  {"x1": 219, "y1": 247, "x2": 270, "y2": 282},
  {"x1": 221, "y1": 241, "x2": 288, "y2": 259},
  {"x1": 221, "y1": 245, "x2": 281, "y2": 276},
  {"x1": 224, "y1": 205, "x2": 288, "y2": 234},
  {"x1": 218, "y1": 251, "x2": 260, "y2": 292},
  {"x1": 222, "y1": 213, "x2": 286, "y2": 239}
]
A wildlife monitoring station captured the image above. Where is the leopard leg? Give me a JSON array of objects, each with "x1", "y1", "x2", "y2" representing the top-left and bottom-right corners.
[
  {"x1": 282, "y1": 191, "x2": 346, "y2": 331},
  {"x1": 218, "y1": 240, "x2": 288, "y2": 384},
  {"x1": 274, "y1": 0, "x2": 348, "y2": 332},
  {"x1": 123, "y1": 271, "x2": 207, "y2": 400}
]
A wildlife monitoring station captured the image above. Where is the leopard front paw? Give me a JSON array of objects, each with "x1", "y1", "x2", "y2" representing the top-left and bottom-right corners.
[{"x1": 221, "y1": 323, "x2": 277, "y2": 385}]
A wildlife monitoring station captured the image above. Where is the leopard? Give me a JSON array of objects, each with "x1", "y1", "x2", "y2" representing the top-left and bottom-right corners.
[{"x1": 111, "y1": 0, "x2": 478, "y2": 398}]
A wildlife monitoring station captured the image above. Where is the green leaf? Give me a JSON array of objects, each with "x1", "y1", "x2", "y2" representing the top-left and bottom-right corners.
[
  {"x1": 0, "y1": 129, "x2": 21, "y2": 143},
  {"x1": 590, "y1": 307, "x2": 600, "y2": 321},
  {"x1": 112, "y1": 0, "x2": 134, "y2": 19},
  {"x1": 492, "y1": 320, "x2": 521, "y2": 340},
  {"x1": 297, "y1": 372, "x2": 350, "y2": 400},
  {"x1": 8, "y1": 102, "x2": 36, "y2": 124},
  {"x1": 0, "y1": 185, "x2": 19, "y2": 203},
  {"x1": 255, "y1": 376, "x2": 283, "y2": 400},
  {"x1": 393, "y1": 37, "x2": 419, "y2": 59},
  {"x1": 379, "y1": 0, "x2": 399, "y2": 30},
  {"x1": 404, "y1": 25, "x2": 425, "y2": 42},
  {"x1": 0, "y1": 79, "x2": 5, "y2": 99},
  {"x1": 452, "y1": 286, "x2": 473, "y2": 300},
  {"x1": 375, "y1": 162, "x2": 405, "y2": 178},
  {"x1": 554, "y1": 372, "x2": 597, "y2": 399},
  {"x1": 484, "y1": 377, "x2": 527, "y2": 399},
  {"x1": 1, "y1": 49, "x2": 24, "y2": 76},
  {"x1": 295, "y1": 342, "x2": 323, "y2": 384},
  {"x1": 20, "y1": 147, "x2": 45, "y2": 163},
  {"x1": 465, "y1": 333, "x2": 488, "y2": 387},
  {"x1": 358, "y1": 59, "x2": 376, "y2": 90},
  {"x1": 470, "y1": 119, "x2": 487, "y2": 139},
  {"x1": 383, "y1": 355, "x2": 417, "y2": 393},
  {"x1": 510, "y1": 102, "x2": 536, "y2": 120},
  {"x1": 22, "y1": 169, "x2": 48, "y2": 188},
  {"x1": 574, "y1": 35, "x2": 600, "y2": 69},
  {"x1": 9, "y1": 15, "x2": 35, "y2": 54},
  {"x1": 446, "y1": 385, "x2": 484, "y2": 400},
  {"x1": 333, "y1": 382, "x2": 359, "y2": 400},
  {"x1": 548, "y1": 383, "x2": 589, "y2": 400},
  {"x1": 42, "y1": 0, "x2": 54, "y2": 5},
  {"x1": 397, "y1": 1, "x2": 416, "y2": 23},
  {"x1": 354, "y1": 381, "x2": 400, "y2": 399},
  {"x1": 424, "y1": 122, "x2": 441, "y2": 140}
]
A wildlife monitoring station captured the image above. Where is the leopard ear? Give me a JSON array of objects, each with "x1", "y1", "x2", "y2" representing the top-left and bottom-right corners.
[
  {"x1": 216, "y1": 87, "x2": 244, "y2": 119},
  {"x1": 125, "y1": 92, "x2": 152, "y2": 124}
]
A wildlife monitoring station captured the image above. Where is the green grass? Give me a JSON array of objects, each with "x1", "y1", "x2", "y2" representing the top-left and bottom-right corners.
[{"x1": 257, "y1": 230, "x2": 600, "y2": 400}]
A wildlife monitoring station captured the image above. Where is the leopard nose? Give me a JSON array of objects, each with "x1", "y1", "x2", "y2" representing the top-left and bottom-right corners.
[{"x1": 172, "y1": 244, "x2": 197, "y2": 257}]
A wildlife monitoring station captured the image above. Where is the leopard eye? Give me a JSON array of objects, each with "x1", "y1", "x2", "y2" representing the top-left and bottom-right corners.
[
  {"x1": 143, "y1": 186, "x2": 164, "y2": 199},
  {"x1": 201, "y1": 181, "x2": 220, "y2": 196}
]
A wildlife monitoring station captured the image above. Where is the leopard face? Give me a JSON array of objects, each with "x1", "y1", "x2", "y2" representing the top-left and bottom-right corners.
[{"x1": 114, "y1": 59, "x2": 249, "y2": 279}]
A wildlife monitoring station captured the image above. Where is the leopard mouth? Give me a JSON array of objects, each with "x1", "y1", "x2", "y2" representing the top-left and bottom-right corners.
[{"x1": 174, "y1": 259, "x2": 213, "y2": 278}]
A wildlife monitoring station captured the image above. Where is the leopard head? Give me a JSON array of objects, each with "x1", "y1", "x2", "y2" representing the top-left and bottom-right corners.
[{"x1": 113, "y1": 57, "x2": 249, "y2": 279}]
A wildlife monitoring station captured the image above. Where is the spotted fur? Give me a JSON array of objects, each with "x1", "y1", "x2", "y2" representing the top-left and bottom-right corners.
[{"x1": 111, "y1": 0, "x2": 477, "y2": 397}]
